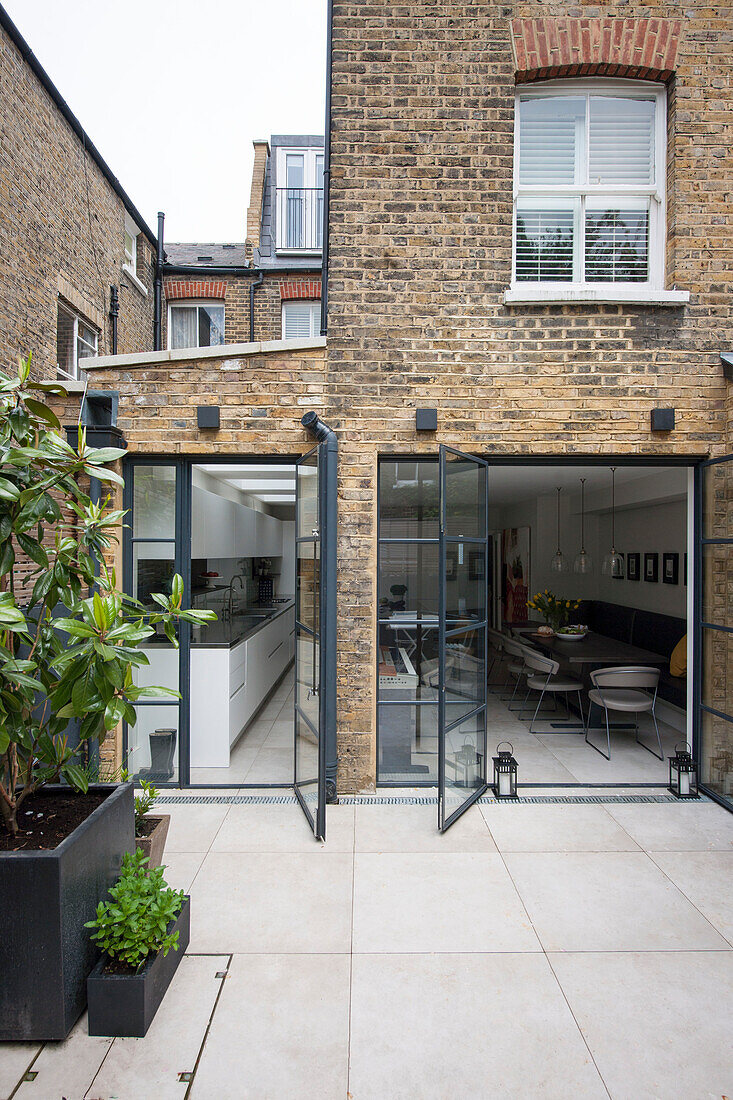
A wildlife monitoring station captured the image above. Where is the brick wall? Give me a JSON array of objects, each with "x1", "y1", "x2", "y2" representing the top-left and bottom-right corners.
[
  {"x1": 162, "y1": 272, "x2": 293, "y2": 345},
  {"x1": 0, "y1": 23, "x2": 155, "y2": 378}
]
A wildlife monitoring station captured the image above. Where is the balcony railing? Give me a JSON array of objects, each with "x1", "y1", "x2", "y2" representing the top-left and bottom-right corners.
[{"x1": 275, "y1": 187, "x2": 324, "y2": 251}]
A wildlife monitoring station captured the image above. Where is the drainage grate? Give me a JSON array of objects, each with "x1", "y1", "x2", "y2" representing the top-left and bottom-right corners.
[{"x1": 156, "y1": 792, "x2": 696, "y2": 807}]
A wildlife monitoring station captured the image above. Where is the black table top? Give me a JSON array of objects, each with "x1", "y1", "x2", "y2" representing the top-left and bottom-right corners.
[{"x1": 513, "y1": 628, "x2": 667, "y2": 667}]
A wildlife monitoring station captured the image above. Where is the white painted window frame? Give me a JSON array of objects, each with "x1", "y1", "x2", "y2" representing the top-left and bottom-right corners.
[
  {"x1": 57, "y1": 300, "x2": 98, "y2": 381},
  {"x1": 281, "y1": 299, "x2": 322, "y2": 339},
  {"x1": 167, "y1": 299, "x2": 226, "y2": 350},
  {"x1": 507, "y1": 79, "x2": 688, "y2": 306},
  {"x1": 275, "y1": 146, "x2": 325, "y2": 254},
  {"x1": 123, "y1": 212, "x2": 139, "y2": 276}
]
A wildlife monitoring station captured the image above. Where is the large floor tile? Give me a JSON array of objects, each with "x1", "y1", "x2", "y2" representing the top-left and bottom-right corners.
[
  {"x1": 352, "y1": 852, "x2": 539, "y2": 953},
  {"x1": 550, "y1": 951, "x2": 733, "y2": 1100},
  {"x1": 481, "y1": 803, "x2": 640, "y2": 852},
  {"x1": 190, "y1": 954, "x2": 350, "y2": 1100},
  {"x1": 505, "y1": 851, "x2": 729, "y2": 952},
  {"x1": 0, "y1": 1043, "x2": 41, "y2": 1100},
  {"x1": 650, "y1": 850, "x2": 733, "y2": 946},
  {"x1": 355, "y1": 803, "x2": 496, "y2": 852},
  {"x1": 212, "y1": 802, "x2": 354, "y2": 852},
  {"x1": 12, "y1": 1015, "x2": 111, "y2": 1100},
  {"x1": 164, "y1": 804, "x2": 231, "y2": 852},
  {"x1": 88, "y1": 955, "x2": 227, "y2": 1100},
  {"x1": 348, "y1": 953, "x2": 606, "y2": 1100},
  {"x1": 188, "y1": 851, "x2": 353, "y2": 952},
  {"x1": 243, "y1": 746, "x2": 294, "y2": 784},
  {"x1": 605, "y1": 800, "x2": 733, "y2": 851},
  {"x1": 160, "y1": 851, "x2": 206, "y2": 893}
]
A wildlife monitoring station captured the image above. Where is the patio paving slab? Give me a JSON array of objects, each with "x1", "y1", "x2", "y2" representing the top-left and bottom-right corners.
[
  {"x1": 0, "y1": 1043, "x2": 41, "y2": 1100},
  {"x1": 505, "y1": 851, "x2": 731, "y2": 952},
  {"x1": 348, "y1": 952, "x2": 607, "y2": 1100},
  {"x1": 352, "y1": 852, "x2": 539, "y2": 953},
  {"x1": 188, "y1": 851, "x2": 353, "y2": 953},
  {"x1": 11, "y1": 1018, "x2": 112, "y2": 1100},
  {"x1": 354, "y1": 802, "x2": 497, "y2": 853},
  {"x1": 211, "y1": 801, "x2": 354, "y2": 853},
  {"x1": 604, "y1": 800, "x2": 733, "y2": 851},
  {"x1": 158, "y1": 851, "x2": 206, "y2": 894},
  {"x1": 190, "y1": 953, "x2": 350, "y2": 1100},
  {"x1": 550, "y1": 950, "x2": 733, "y2": 1100},
  {"x1": 649, "y1": 850, "x2": 733, "y2": 946},
  {"x1": 480, "y1": 802, "x2": 641, "y2": 852},
  {"x1": 163, "y1": 803, "x2": 231, "y2": 852}
]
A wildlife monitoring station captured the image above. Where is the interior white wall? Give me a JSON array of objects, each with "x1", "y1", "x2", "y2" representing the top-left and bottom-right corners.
[{"x1": 596, "y1": 500, "x2": 687, "y2": 616}]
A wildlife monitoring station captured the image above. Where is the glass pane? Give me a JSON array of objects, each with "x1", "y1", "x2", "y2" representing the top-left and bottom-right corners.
[
  {"x1": 295, "y1": 709, "x2": 318, "y2": 797},
  {"x1": 132, "y1": 543, "x2": 175, "y2": 608},
  {"x1": 445, "y1": 627, "x2": 486, "y2": 724},
  {"x1": 283, "y1": 301, "x2": 315, "y2": 339},
  {"x1": 378, "y1": 632, "x2": 440, "y2": 703},
  {"x1": 445, "y1": 546, "x2": 487, "y2": 624},
  {"x1": 127, "y1": 704, "x2": 179, "y2": 783},
  {"x1": 133, "y1": 639, "x2": 179, "y2": 695},
  {"x1": 379, "y1": 459, "x2": 439, "y2": 539},
  {"x1": 295, "y1": 628, "x2": 319, "y2": 730},
  {"x1": 56, "y1": 305, "x2": 75, "y2": 377},
  {"x1": 297, "y1": 454, "x2": 318, "y2": 538},
  {"x1": 516, "y1": 202, "x2": 575, "y2": 282},
  {"x1": 378, "y1": 702, "x2": 437, "y2": 784},
  {"x1": 702, "y1": 461, "x2": 733, "y2": 539},
  {"x1": 297, "y1": 553, "x2": 318, "y2": 633},
  {"x1": 378, "y1": 542, "x2": 439, "y2": 620},
  {"x1": 589, "y1": 96, "x2": 655, "y2": 186},
  {"x1": 699, "y1": 709, "x2": 733, "y2": 808},
  {"x1": 444, "y1": 451, "x2": 486, "y2": 539},
  {"x1": 443, "y1": 709, "x2": 486, "y2": 809},
  {"x1": 133, "y1": 465, "x2": 176, "y2": 538},
  {"x1": 585, "y1": 201, "x2": 649, "y2": 282},
  {"x1": 702, "y1": 542, "x2": 733, "y2": 626},
  {"x1": 169, "y1": 305, "x2": 197, "y2": 349},
  {"x1": 198, "y1": 304, "x2": 225, "y2": 347},
  {"x1": 519, "y1": 96, "x2": 584, "y2": 186},
  {"x1": 286, "y1": 153, "x2": 305, "y2": 188},
  {"x1": 702, "y1": 627, "x2": 733, "y2": 717}
]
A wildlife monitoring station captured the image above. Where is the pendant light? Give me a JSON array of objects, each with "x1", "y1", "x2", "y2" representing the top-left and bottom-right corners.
[
  {"x1": 601, "y1": 467, "x2": 624, "y2": 578},
  {"x1": 573, "y1": 477, "x2": 593, "y2": 574},
  {"x1": 550, "y1": 487, "x2": 569, "y2": 574}
]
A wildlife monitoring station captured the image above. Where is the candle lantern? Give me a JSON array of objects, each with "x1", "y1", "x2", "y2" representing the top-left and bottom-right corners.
[
  {"x1": 492, "y1": 742, "x2": 518, "y2": 799},
  {"x1": 668, "y1": 742, "x2": 699, "y2": 799}
]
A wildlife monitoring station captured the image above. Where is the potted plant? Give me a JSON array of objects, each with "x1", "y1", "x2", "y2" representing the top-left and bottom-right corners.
[
  {"x1": 0, "y1": 357, "x2": 214, "y2": 1040},
  {"x1": 527, "y1": 589, "x2": 580, "y2": 634},
  {"x1": 134, "y1": 778, "x2": 170, "y2": 869},
  {"x1": 86, "y1": 849, "x2": 189, "y2": 1037}
]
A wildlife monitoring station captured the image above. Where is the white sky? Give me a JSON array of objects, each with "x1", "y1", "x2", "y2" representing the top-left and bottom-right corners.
[{"x1": 4, "y1": 0, "x2": 327, "y2": 241}]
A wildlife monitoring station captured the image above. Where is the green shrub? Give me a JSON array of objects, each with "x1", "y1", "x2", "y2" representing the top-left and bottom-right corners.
[{"x1": 85, "y1": 849, "x2": 184, "y2": 971}]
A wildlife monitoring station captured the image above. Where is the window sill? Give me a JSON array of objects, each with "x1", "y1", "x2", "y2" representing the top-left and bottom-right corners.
[
  {"x1": 122, "y1": 264, "x2": 148, "y2": 297},
  {"x1": 504, "y1": 286, "x2": 690, "y2": 307}
]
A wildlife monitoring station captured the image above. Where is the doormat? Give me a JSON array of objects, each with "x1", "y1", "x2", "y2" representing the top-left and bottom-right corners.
[{"x1": 155, "y1": 792, "x2": 699, "y2": 806}]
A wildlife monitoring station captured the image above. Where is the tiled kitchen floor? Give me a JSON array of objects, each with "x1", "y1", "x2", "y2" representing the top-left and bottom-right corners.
[{"x1": 2, "y1": 794, "x2": 732, "y2": 1099}]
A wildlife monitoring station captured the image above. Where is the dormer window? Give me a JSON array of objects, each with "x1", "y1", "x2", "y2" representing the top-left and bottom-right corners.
[
  {"x1": 275, "y1": 147, "x2": 324, "y2": 252},
  {"x1": 123, "y1": 213, "x2": 139, "y2": 277}
]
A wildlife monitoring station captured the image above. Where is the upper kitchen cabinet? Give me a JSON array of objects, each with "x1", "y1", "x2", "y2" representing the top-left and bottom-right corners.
[
  {"x1": 235, "y1": 502, "x2": 257, "y2": 557},
  {"x1": 256, "y1": 511, "x2": 282, "y2": 557},
  {"x1": 191, "y1": 486, "x2": 236, "y2": 558}
]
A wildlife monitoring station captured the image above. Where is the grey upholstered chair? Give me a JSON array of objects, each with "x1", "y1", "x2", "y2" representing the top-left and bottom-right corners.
[
  {"x1": 586, "y1": 665, "x2": 663, "y2": 760},
  {"x1": 519, "y1": 647, "x2": 585, "y2": 734}
]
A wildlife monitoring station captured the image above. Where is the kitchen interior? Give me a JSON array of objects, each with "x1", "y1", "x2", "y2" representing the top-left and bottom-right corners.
[{"x1": 133, "y1": 462, "x2": 302, "y2": 786}]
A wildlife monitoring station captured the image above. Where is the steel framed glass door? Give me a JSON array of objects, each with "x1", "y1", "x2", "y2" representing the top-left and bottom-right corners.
[
  {"x1": 438, "y1": 446, "x2": 489, "y2": 831},
  {"x1": 696, "y1": 455, "x2": 733, "y2": 810},
  {"x1": 294, "y1": 445, "x2": 326, "y2": 838}
]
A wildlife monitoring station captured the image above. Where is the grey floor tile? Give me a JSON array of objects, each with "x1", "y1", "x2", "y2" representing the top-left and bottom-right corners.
[
  {"x1": 159, "y1": 851, "x2": 206, "y2": 893},
  {"x1": 650, "y1": 850, "x2": 733, "y2": 946},
  {"x1": 190, "y1": 954, "x2": 350, "y2": 1100},
  {"x1": 354, "y1": 803, "x2": 497, "y2": 852},
  {"x1": 0, "y1": 1043, "x2": 41, "y2": 1100},
  {"x1": 211, "y1": 802, "x2": 354, "y2": 853},
  {"x1": 352, "y1": 852, "x2": 539, "y2": 953},
  {"x1": 505, "y1": 851, "x2": 730, "y2": 952},
  {"x1": 348, "y1": 953, "x2": 607, "y2": 1099},
  {"x1": 550, "y1": 951, "x2": 733, "y2": 1100},
  {"x1": 605, "y1": 801, "x2": 733, "y2": 851},
  {"x1": 11, "y1": 1015, "x2": 111, "y2": 1100},
  {"x1": 480, "y1": 802, "x2": 641, "y2": 852},
  {"x1": 164, "y1": 804, "x2": 230, "y2": 853}
]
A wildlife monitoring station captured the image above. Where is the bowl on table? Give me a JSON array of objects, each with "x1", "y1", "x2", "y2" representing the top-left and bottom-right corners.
[{"x1": 555, "y1": 625, "x2": 588, "y2": 641}]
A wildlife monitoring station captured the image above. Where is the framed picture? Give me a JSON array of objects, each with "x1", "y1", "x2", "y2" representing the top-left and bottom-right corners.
[
  {"x1": 627, "y1": 552, "x2": 641, "y2": 581},
  {"x1": 446, "y1": 549, "x2": 458, "y2": 581},
  {"x1": 468, "y1": 549, "x2": 485, "y2": 580},
  {"x1": 644, "y1": 553, "x2": 659, "y2": 583},
  {"x1": 663, "y1": 552, "x2": 679, "y2": 585},
  {"x1": 612, "y1": 552, "x2": 625, "y2": 580},
  {"x1": 501, "y1": 526, "x2": 530, "y2": 624}
]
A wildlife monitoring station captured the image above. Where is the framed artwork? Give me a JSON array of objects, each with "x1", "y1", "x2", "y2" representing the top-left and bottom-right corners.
[
  {"x1": 644, "y1": 553, "x2": 659, "y2": 583},
  {"x1": 663, "y1": 552, "x2": 679, "y2": 585},
  {"x1": 501, "y1": 526, "x2": 530, "y2": 624},
  {"x1": 446, "y1": 549, "x2": 458, "y2": 581},
  {"x1": 468, "y1": 549, "x2": 485, "y2": 580},
  {"x1": 612, "y1": 552, "x2": 625, "y2": 580},
  {"x1": 627, "y1": 552, "x2": 641, "y2": 581}
]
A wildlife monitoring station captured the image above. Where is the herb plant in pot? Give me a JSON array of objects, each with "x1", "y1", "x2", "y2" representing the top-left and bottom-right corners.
[
  {"x1": 134, "y1": 779, "x2": 170, "y2": 869},
  {"x1": 0, "y1": 358, "x2": 214, "y2": 1040},
  {"x1": 86, "y1": 849, "x2": 189, "y2": 1037}
]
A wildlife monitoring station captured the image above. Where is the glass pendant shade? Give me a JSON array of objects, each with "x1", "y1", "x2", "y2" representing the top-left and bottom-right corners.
[
  {"x1": 573, "y1": 477, "x2": 593, "y2": 574},
  {"x1": 601, "y1": 468, "x2": 624, "y2": 577},
  {"x1": 549, "y1": 487, "x2": 569, "y2": 573}
]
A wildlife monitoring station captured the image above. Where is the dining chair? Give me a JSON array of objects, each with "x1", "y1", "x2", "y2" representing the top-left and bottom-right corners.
[
  {"x1": 586, "y1": 666, "x2": 663, "y2": 761},
  {"x1": 519, "y1": 648, "x2": 585, "y2": 734},
  {"x1": 487, "y1": 628, "x2": 507, "y2": 688}
]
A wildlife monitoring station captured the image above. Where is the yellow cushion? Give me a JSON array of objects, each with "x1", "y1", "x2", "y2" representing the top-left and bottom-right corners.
[{"x1": 670, "y1": 634, "x2": 687, "y2": 678}]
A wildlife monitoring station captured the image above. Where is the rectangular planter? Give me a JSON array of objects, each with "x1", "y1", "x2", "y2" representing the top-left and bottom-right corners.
[
  {"x1": 87, "y1": 896, "x2": 190, "y2": 1037},
  {"x1": 0, "y1": 782, "x2": 134, "y2": 1041},
  {"x1": 135, "y1": 814, "x2": 171, "y2": 869}
]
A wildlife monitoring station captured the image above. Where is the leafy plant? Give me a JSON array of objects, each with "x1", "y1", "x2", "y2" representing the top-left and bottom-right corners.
[
  {"x1": 85, "y1": 848, "x2": 183, "y2": 971},
  {"x1": 134, "y1": 778, "x2": 158, "y2": 835},
  {"x1": 0, "y1": 356, "x2": 216, "y2": 836},
  {"x1": 527, "y1": 589, "x2": 580, "y2": 631}
]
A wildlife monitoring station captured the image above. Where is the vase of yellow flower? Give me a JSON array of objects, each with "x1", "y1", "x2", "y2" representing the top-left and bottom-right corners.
[{"x1": 527, "y1": 590, "x2": 580, "y2": 633}]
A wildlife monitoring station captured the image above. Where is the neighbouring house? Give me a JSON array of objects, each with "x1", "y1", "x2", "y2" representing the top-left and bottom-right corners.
[
  {"x1": 0, "y1": 7, "x2": 157, "y2": 387},
  {"x1": 3, "y1": 3, "x2": 733, "y2": 837},
  {"x1": 162, "y1": 136, "x2": 324, "y2": 349}
]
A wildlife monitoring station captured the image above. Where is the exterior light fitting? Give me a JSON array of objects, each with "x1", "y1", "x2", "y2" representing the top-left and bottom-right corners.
[{"x1": 669, "y1": 742, "x2": 699, "y2": 799}]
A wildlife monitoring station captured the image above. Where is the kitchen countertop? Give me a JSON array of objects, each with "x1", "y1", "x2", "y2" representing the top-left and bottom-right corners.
[{"x1": 145, "y1": 599, "x2": 295, "y2": 650}]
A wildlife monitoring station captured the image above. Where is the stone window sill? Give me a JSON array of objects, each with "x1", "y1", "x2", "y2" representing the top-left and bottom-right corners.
[
  {"x1": 504, "y1": 286, "x2": 690, "y2": 307},
  {"x1": 122, "y1": 264, "x2": 148, "y2": 297}
]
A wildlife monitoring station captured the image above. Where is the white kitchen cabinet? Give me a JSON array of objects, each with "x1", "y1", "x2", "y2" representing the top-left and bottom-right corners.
[
  {"x1": 191, "y1": 486, "x2": 236, "y2": 559},
  {"x1": 255, "y1": 511, "x2": 282, "y2": 557},
  {"x1": 234, "y1": 503, "x2": 257, "y2": 557}
]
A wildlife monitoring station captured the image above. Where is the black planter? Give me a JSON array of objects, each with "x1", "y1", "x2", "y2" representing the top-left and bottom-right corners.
[
  {"x1": 87, "y1": 896, "x2": 190, "y2": 1037},
  {"x1": 0, "y1": 782, "x2": 134, "y2": 1041}
]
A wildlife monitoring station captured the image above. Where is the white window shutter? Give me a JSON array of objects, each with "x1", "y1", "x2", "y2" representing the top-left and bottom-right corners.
[
  {"x1": 588, "y1": 96, "x2": 655, "y2": 186},
  {"x1": 519, "y1": 97, "x2": 583, "y2": 186},
  {"x1": 283, "y1": 301, "x2": 320, "y2": 339}
]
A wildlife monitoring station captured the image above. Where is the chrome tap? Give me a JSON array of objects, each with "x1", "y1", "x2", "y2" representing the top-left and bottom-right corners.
[{"x1": 226, "y1": 575, "x2": 246, "y2": 622}]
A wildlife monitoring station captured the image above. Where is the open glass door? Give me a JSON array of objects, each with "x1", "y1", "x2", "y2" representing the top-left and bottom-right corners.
[
  {"x1": 438, "y1": 447, "x2": 489, "y2": 831},
  {"x1": 697, "y1": 456, "x2": 733, "y2": 810},
  {"x1": 294, "y1": 445, "x2": 326, "y2": 838}
]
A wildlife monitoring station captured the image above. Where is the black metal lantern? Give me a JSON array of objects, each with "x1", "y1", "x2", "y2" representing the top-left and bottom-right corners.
[
  {"x1": 668, "y1": 742, "x2": 699, "y2": 799},
  {"x1": 492, "y1": 742, "x2": 518, "y2": 799}
]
